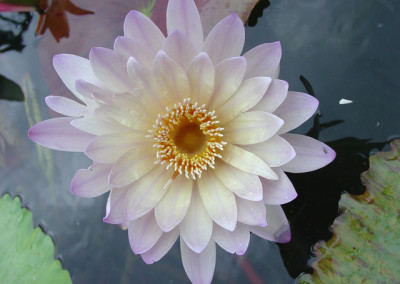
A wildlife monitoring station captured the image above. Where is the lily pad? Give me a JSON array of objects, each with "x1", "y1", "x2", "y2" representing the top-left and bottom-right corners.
[
  {"x1": 0, "y1": 74, "x2": 24, "y2": 101},
  {"x1": 299, "y1": 139, "x2": 400, "y2": 283},
  {"x1": 0, "y1": 194, "x2": 72, "y2": 283}
]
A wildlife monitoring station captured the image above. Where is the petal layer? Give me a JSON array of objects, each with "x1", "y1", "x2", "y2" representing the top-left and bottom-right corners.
[{"x1": 71, "y1": 163, "x2": 112, "y2": 198}]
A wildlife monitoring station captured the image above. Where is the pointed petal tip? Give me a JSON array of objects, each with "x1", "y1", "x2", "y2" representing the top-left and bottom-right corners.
[{"x1": 275, "y1": 225, "x2": 291, "y2": 243}]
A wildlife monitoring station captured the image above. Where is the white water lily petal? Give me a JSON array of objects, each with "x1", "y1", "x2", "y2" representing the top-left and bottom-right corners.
[
  {"x1": 251, "y1": 79, "x2": 288, "y2": 113},
  {"x1": 71, "y1": 162, "x2": 112, "y2": 198},
  {"x1": 198, "y1": 171, "x2": 237, "y2": 231},
  {"x1": 213, "y1": 223, "x2": 250, "y2": 255},
  {"x1": 71, "y1": 114, "x2": 129, "y2": 136},
  {"x1": 250, "y1": 205, "x2": 291, "y2": 243},
  {"x1": 124, "y1": 10, "x2": 165, "y2": 53},
  {"x1": 280, "y1": 133, "x2": 336, "y2": 173},
  {"x1": 163, "y1": 30, "x2": 197, "y2": 70},
  {"x1": 103, "y1": 188, "x2": 128, "y2": 224},
  {"x1": 236, "y1": 198, "x2": 267, "y2": 226},
  {"x1": 243, "y1": 42, "x2": 282, "y2": 79},
  {"x1": 223, "y1": 111, "x2": 283, "y2": 145},
  {"x1": 45, "y1": 96, "x2": 86, "y2": 117},
  {"x1": 114, "y1": 36, "x2": 155, "y2": 68},
  {"x1": 203, "y1": 14, "x2": 244, "y2": 65},
  {"x1": 187, "y1": 52, "x2": 215, "y2": 105},
  {"x1": 214, "y1": 161, "x2": 263, "y2": 201},
  {"x1": 128, "y1": 211, "x2": 163, "y2": 254},
  {"x1": 28, "y1": 117, "x2": 95, "y2": 152},
  {"x1": 74, "y1": 79, "x2": 111, "y2": 104},
  {"x1": 141, "y1": 227, "x2": 180, "y2": 264},
  {"x1": 208, "y1": 56, "x2": 246, "y2": 109},
  {"x1": 181, "y1": 237, "x2": 216, "y2": 284},
  {"x1": 167, "y1": 0, "x2": 203, "y2": 50},
  {"x1": 222, "y1": 144, "x2": 278, "y2": 180},
  {"x1": 180, "y1": 185, "x2": 213, "y2": 253},
  {"x1": 109, "y1": 144, "x2": 155, "y2": 187},
  {"x1": 124, "y1": 166, "x2": 171, "y2": 220},
  {"x1": 155, "y1": 175, "x2": 193, "y2": 232},
  {"x1": 217, "y1": 77, "x2": 271, "y2": 123},
  {"x1": 242, "y1": 135, "x2": 296, "y2": 167},
  {"x1": 261, "y1": 168, "x2": 298, "y2": 205},
  {"x1": 275, "y1": 91, "x2": 319, "y2": 134}
]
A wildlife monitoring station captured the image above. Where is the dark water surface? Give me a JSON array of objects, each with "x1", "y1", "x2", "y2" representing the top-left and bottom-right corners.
[{"x1": 0, "y1": 0, "x2": 399, "y2": 283}]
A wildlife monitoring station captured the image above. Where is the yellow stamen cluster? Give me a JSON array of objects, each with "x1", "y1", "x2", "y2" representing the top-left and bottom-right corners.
[{"x1": 148, "y1": 98, "x2": 225, "y2": 179}]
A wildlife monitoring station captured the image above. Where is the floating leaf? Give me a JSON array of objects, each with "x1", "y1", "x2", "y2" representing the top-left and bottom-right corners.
[
  {"x1": 0, "y1": 194, "x2": 72, "y2": 283},
  {"x1": 0, "y1": 74, "x2": 24, "y2": 101},
  {"x1": 299, "y1": 139, "x2": 400, "y2": 283}
]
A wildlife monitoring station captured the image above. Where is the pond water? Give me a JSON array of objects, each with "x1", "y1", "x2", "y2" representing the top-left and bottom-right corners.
[{"x1": 0, "y1": 0, "x2": 398, "y2": 283}]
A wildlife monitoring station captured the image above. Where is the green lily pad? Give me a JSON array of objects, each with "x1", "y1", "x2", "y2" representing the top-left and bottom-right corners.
[
  {"x1": 0, "y1": 194, "x2": 72, "y2": 283},
  {"x1": 0, "y1": 74, "x2": 24, "y2": 102},
  {"x1": 299, "y1": 139, "x2": 400, "y2": 283}
]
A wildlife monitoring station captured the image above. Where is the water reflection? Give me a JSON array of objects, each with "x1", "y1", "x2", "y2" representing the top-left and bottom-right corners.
[{"x1": 0, "y1": 12, "x2": 32, "y2": 53}]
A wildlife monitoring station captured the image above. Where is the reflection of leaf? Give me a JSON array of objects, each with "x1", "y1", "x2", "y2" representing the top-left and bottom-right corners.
[
  {"x1": 298, "y1": 139, "x2": 400, "y2": 283},
  {"x1": 0, "y1": 0, "x2": 39, "y2": 12},
  {"x1": 0, "y1": 74, "x2": 24, "y2": 101},
  {"x1": 0, "y1": 194, "x2": 72, "y2": 283}
]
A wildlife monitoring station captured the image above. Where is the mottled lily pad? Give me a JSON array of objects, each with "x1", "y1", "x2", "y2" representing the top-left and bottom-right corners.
[
  {"x1": 299, "y1": 139, "x2": 400, "y2": 283},
  {"x1": 0, "y1": 194, "x2": 71, "y2": 283}
]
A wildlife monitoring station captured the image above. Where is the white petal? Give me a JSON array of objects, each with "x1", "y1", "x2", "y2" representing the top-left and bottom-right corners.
[
  {"x1": 114, "y1": 36, "x2": 155, "y2": 68},
  {"x1": 124, "y1": 166, "x2": 171, "y2": 220},
  {"x1": 128, "y1": 210, "x2": 163, "y2": 254},
  {"x1": 213, "y1": 223, "x2": 250, "y2": 255},
  {"x1": 109, "y1": 144, "x2": 155, "y2": 187},
  {"x1": 243, "y1": 42, "x2": 282, "y2": 79},
  {"x1": 103, "y1": 187, "x2": 128, "y2": 224},
  {"x1": 71, "y1": 162, "x2": 112, "y2": 198},
  {"x1": 28, "y1": 117, "x2": 95, "y2": 152},
  {"x1": 217, "y1": 77, "x2": 271, "y2": 124},
  {"x1": 280, "y1": 133, "x2": 336, "y2": 173},
  {"x1": 261, "y1": 168, "x2": 298, "y2": 205},
  {"x1": 274, "y1": 91, "x2": 319, "y2": 134},
  {"x1": 236, "y1": 198, "x2": 267, "y2": 226},
  {"x1": 208, "y1": 57, "x2": 246, "y2": 110},
  {"x1": 203, "y1": 14, "x2": 244, "y2": 65},
  {"x1": 223, "y1": 111, "x2": 283, "y2": 145},
  {"x1": 251, "y1": 79, "x2": 288, "y2": 113},
  {"x1": 71, "y1": 114, "x2": 129, "y2": 136},
  {"x1": 74, "y1": 79, "x2": 112, "y2": 104},
  {"x1": 123, "y1": 10, "x2": 165, "y2": 53},
  {"x1": 167, "y1": 0, "x2": 203, "y2": 50},
  {"x1": 198, "y1": 171, "x2": 237, "y2": 231},
  {"x1": 141, "y1": 227, "x2": 179, "y2": 264},
  {"x1": 155, "y1": 175, "x2": 193, "y2": 232},
  {"x1": 187, "y1": 52, "x2": 215, "y2": 105},
  {"x1": 250, "y1": 205, "x2": 291, "y2": 243},
  {"x1": 181, "y1": 237, "x2": 216, "y2": 284},
  {"x1": 221, "y1": 144, "x2": 278, "y2": 180},
  {"x1": 180, "y1": 184, "x2": 213, "y2": 253},
  {"x1": 45, "y1": 96, "x2": 86, "y2": 117},
  {"x1": 214, "y1": 161, "x2": 263, "y2": 201},
  {"x1": 241, "y1": 135, "x2": 296, "y2": 167},
  {"x1": 163, "y1": 30, "x2": 197, "y2": 70}
]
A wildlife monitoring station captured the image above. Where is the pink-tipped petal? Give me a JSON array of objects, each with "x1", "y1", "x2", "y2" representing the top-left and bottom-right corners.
[
  {"x1": 181, "y1": 237, "x2": 216, "y2": 284},
  {"x1": 155, "y1": 175, "x2": 193, "y2": 232},
  {"x1": 103, "y1": 188, "x2": 128, "y2": 224},
  {"x1": 243, "y1": 42, "x2": 282, "y2": 79},
  {"x1": 237, "y1": 198, "x2": 267, "y2": 226},
  {"x1": 203, "y1": 14, "x2": 244, "y2": 65},
  {"x1": 28, "y1": 117, "x2": 95, "y2": 152},
  {"x1": 162, "y1": 30, "x2": 197, "y2": 70},
  {"x1": 214, "y1": 161, "x2": 263, "y2": 201},
  {"x1": 281, "y1": 133, "x2": 336, "y2": 173},
  {"x1": 141, "y1": 228, "x2": 180, "y2": 264},
  {"x1": 124, "y1": 10, "x2": 165, "y2": 53},
  {"x1": 128, "y1": 211, "x2": 163, "y2": 254},
  {"x1": 250, "y1": 205, "x2": 291, "y2": 243},
  {"x1": 251, "y1": 79, "x2": 288, "y2": 113},
  {"x1": 242, "y1": 135, "x2": 296, "y2": 167},
  {"x1": 71, "y1": 162, "x2": 112, "y2": 198},
  {"x1": 213, "y1": 223, "x2": 250, "y2": 255},
  {"x1": 45, "y1": 96, "x2": 86, "y2": 117},
  {"x1": 274, "y1": 91, "x2": 319, "y2": 134},
  {"x1": 180, "y1": 185, "x2": 213, "y2": 253},
  {"x1": 198, "y1": 171, "x2": 237, "y2": 232},
  {"x1": 223, "y1": 111, "x2": 283, "y2": 145},
  {"x1": 222, "y1": 144, "x2": 278, "y2": 180},
  {"x1": 167, "y1": 0, "x2": 203, "y2": 50},
  {"x1": 114, "y1": 36, "x2": 155, "y2": 68},
  {"x1": 261, "y1": 168, "x2": 298, "y2": 205}
]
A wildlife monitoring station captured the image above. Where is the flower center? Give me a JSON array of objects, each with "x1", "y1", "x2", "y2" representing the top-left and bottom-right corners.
[{"x1": 148, "y1": 98, "x2": 225, "y2": 179}]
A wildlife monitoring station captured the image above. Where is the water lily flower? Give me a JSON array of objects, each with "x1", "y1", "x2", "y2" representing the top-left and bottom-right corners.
[{"x1": 28, "y1": 0, "x2": 335, "y2": 283}]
